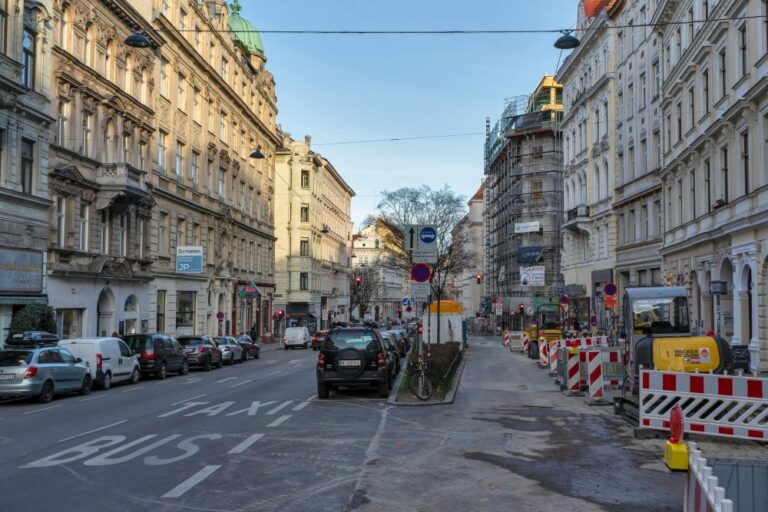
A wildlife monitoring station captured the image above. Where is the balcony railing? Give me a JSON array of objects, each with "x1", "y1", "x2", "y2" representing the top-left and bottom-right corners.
[{"x1": 566, "y1": 205, "x2": 590, "y2": 221}]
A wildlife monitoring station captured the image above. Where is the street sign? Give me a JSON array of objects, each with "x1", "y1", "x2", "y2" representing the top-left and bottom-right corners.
[
  {"x1": 411, "y1": 282, "x2": 430, "y2": 302},
  {"x1": 411, "y1": 224, "x2": 438, "y2": 264},
  {"x1": 410, "y1": 262, "x2": 432, "y2": 283},
  {"x1": 495, "y1": 302, "x2": 503, "y2": 315},
  {"x1": 419, "y1": 226, "x2": 437, "y2": 244},
  {"x1": 402, "y1": 298, "x2": 411, "y2": 306},
  {"x1": 405, "y1": 225, "x2": 418, "y2": 251},
  {"x1": 406, "y1": 306, "x2": 412, "y2": 312},
  {"x1": 604, "y1": 283, "x2": 617, "y2": 296},
  {"x1": 604, "y1": 295, "x2": 617, "y2": 308},
  {"x1": 216, "y1": 311, "x2": 225, "y2": 320}
]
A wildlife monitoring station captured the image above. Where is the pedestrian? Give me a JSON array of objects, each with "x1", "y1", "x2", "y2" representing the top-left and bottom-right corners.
[{"x1": 249, "y1": 323, "x2": 258, "y2": 340}]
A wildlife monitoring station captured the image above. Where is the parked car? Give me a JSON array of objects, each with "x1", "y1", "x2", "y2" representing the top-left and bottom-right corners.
[
  {"x1": 316, "y1": 327, "x2": 395, "y2": 399},
  {"x1": 380, "y1": 330, "x2": 407, "y2": 358},
  {"x1": 311, "y1": 330, "x2": 329, "y2": 351},
  {"x1": 283, "y1": 327, "x2": 311, "y2": 350},
  {"x1": 177, "y1": 335, "x2": 223, "y2": 371},
  {"x1": 390, "y1": 329, "x2": 411, "y2": 355},
  {"x1": 123, "y1": 334, "x2": 189, "y2": 379},
  {"x1": 236, "y1": 334, "x2": 260, "y2": 360},
  {"x1": 380, "y1": 333, "x2": 401, "y2": 375},
  {"x1": 6, "y1": 331, "x2": 60, "y2": 346},
  {"x1": 213, "y1": 337, "x2": 243, "y2": 365},
  {"x1": 58, "y1": 337, "x2": 140, "y2": 389},
  {"x1": 0, "y1": 343, "x2": 92, "y2": 403}
]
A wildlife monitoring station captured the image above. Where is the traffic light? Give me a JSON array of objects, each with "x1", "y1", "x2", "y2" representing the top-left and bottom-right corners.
[
  {"x1": 355, "y1": 276, "x2": 362, "y2": 286},
  {"x1": 397, "y1": 307, "x2": 402, "y2": 318},
  {"x1": 277, "y1": 310, "x2": 285, "y2": 320},
  {"x1": 476, "y1": 273, "x2": 483, "y2": 284},
  {"x1": 518, "y1": 304, "x2": 525, "y2": 316}
]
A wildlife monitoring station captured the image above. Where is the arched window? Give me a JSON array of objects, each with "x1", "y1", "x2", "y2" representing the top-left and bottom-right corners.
[
  {"x1": 104, "y1": 120, "x2": 117, "y2": 162},
  {"x1": 106, "y1": 40, "x2": 116, "y2": 81},
  {"x1": 580, "y1": 172, "x2": 587, "y2": 204},
  {"x1": 601, "y1": 159, "x2": 609, "y2": 199},
  {"x1": 564, "y1": 183, "x2": 571, "y2": 210},
  {"x1": 140, "y1": 68, "x2": 150, "y2": 104},
  {"x1": 594, "y1": 164, "x2": 601, "y2": 201},
  {"x1": 60, "y1": 5, "x2": 72, "y2": 51},
  {"x1": 84, "y1": 23, "x2": 94, "y2": 65},
  {"x1": 124, "y1": 55, "x2": 133, "y2": 93}
]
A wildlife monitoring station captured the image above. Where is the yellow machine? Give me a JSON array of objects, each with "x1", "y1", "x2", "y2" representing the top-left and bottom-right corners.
[{"x1": 526, "y1": 303, "x2": 564, "y2": 359}]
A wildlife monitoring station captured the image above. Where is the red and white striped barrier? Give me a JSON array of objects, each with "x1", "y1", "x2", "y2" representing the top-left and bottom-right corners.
[
  {"x1": 684, "y1": 443, "x2": 734, "y2": 512},
  {"x1": 548, "y1": 342, "x2": 558, "y2": 375},
  {"x1": 640, "y1": 369, "x2": 768, "y2": 441},
  {"x1": 538, "y1": 339, "x2": 548, "y2": 368},
  {"x1": 521, "y1": 335, "x2": 529, "y2": 354},
  {"x1": 566, "y1": 349, "x2": 581, "y2": 395},
  {"x1": 502, "y1": 330, "x2": 510, "y2": 347},
  {"x1": 586, "y1": 351, "x2": 606, "y2": 403}
]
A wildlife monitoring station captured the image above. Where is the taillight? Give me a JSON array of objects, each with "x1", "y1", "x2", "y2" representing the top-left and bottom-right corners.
[
  {"x1": 198, "y1": 346, "x2": 206, "y2": 353},
  {"x1": 317, "y1": 352, "x2": 325, "y2": 369},
  {"x1": 96, "y1": 353, "x2": 103, "y2": 369},
  {"x1": 377, "y1": 352, "x2": 386, "y2": 367},
  {"x1": 23, "y1": 366, "x2": 38, "y2": 379},
  {"x1": 141, "y1": 350, "x2": 156, "y2": 360}
]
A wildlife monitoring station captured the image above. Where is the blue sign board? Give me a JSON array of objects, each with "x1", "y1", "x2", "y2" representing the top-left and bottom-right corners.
[
  {"x1": 419, "y1": 226, "x2": 437, "y2": 244},
  {"x1": 176, "y1": 246, "x2": 203, "y2": 273},
  {"x1": 402, "y1": 298, "x2": 411, "y2": 306},
  {"x1": 0, "y1": 249, "x2": 43, "y2": 293}
]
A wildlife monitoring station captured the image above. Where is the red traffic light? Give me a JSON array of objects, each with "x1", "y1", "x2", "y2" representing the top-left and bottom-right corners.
[
  {"x1": 475, "y1": 273, "x2": 483, "y2": 284},
  {"x1": 355, "y1": 276, "x2": 362, "y2": 286},
  {"x1": 277, "y1": 310, "x2": 285, "y2": 318}
]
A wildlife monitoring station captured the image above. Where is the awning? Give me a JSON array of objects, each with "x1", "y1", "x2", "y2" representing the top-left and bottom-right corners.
[
  {"x1": 0, "y1": 296, "x2": 47, "y2": 306},
  {"x1": 287, "y1": 312, "x2": 316, "y2": 318}
]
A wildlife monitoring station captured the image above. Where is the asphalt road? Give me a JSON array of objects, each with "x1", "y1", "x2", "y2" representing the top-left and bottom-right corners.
[{"x1": 0, "y1": 338, "x2": 685, "y2": 512}]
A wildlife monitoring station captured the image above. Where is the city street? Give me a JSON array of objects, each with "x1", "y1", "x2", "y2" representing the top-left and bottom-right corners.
[{"x1": 0, "y1": 337, "x2": 684, "y2": 512}]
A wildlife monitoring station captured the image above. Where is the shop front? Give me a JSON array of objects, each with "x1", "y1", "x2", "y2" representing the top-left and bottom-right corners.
[{"x1": 0, "y1": 248, "x2": 47, "y2": 344}]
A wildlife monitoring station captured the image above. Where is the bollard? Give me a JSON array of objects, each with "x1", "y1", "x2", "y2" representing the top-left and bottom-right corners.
[{"x1": 538, "y1": 336, "x2": 548, "y2": 369}]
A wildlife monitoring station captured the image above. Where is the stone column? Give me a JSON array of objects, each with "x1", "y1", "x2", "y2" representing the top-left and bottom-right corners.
[
  {"x1": 730, "y1": 288, "x2": 746, "y2": 346},
  {"x1": 701, "y1": 291, "x2": 713, "y2": 333}
]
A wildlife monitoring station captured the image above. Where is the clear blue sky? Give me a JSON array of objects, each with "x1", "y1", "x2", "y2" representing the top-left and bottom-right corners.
[{"x1": 239, "y1": 0, "x2": 577, "y2": 229}]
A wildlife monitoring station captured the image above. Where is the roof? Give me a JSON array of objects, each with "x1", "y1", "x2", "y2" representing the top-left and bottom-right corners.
[
  {"x1": 470, "y1": 183, "x2": 484, "y2": 202},
  {"x1": 227, "y1": 1, "x2": 264, "y2": 56}
]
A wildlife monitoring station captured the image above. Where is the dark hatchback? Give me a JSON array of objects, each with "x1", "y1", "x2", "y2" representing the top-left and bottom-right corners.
[
  {"x1": 316, "y1": 328, "x2": 393, "y2": 399},
  {"x1": 123, "y1": 333, "x2": 188, "y2": 379},
  {"x1": 236, "y1": 334, "x2": 260, "y2": 360},
  {"x1": 177, "y1": 335, "x2": 223, "y2": 370}
]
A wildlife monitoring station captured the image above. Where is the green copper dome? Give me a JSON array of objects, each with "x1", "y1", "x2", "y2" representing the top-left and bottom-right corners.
[{"x1": 228, "y1": 1, "x2": 264, "y2": 56}]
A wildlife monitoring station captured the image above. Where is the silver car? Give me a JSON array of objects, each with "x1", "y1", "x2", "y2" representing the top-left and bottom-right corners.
[
  {"x1": 0, "y1": 345, "x2": 92, "y2": 403},
  {"x1": 213, "y1": 337, "x2": 244, "y2": 365}
]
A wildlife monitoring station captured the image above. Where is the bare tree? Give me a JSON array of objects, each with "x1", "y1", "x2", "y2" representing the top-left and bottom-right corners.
[{"x1": 350, "y1": 266, "x2": 381, "y2": 320}]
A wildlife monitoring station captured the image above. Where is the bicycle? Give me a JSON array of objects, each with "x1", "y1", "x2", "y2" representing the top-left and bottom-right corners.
[{"x1": 410, "y1": 352, "x2": 433, "y2": 400}]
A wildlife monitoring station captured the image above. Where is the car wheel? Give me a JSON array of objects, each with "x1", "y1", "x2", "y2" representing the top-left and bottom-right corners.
[
  {"x1": 179, "y1": 360, "x2": 189, "y2": 375},
  {"x1": 37, "y1": 381, "x2": 54, "y2": 403},
  {"x1": 304, "y1": 342, "x2": 308, "y2": 349},
  {"x1": 157, "y1": 362, "x2": 168, "y2": 380},
  {"x1": 215, "y1": 357, "x2": 223, "y2": 368},
  {"x1": 317, "y1": 382, "x2": 329, "y2": 399},
  {"x1": 79, "y1": 374, "x2": 92, "y2": 395},
  {"x1": 100, "y1": 371, "x2": 112, "y2": 390},
  {"x1": 283, "y1": 344, "x2": 288, "y2": 350},
  {"x1": 254, "y1": 350, "x2": 260, "y2": 359},
  {"x1": 129, "y1": 368, "x2": 140, "y2": 384},
  {"x1": 204, "y1": 357, "x2": 212, "y2": 372},
  {"x1": 377, "y1": 376, "x2": 389, "y2": 398}
]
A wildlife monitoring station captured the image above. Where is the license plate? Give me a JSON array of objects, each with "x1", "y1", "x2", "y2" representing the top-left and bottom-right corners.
[
  {"x1": 338, "y1": 360, "x2": 361, "y2": 367},
  {"x1": 0, "y1": 374, "x2": 15, "y2": 380}
]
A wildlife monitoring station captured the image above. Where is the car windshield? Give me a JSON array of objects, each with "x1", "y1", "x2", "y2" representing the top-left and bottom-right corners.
[
  {"x1": 178, "y1": 337, "x2": 204, "y2": 346},
  {"x1": 123, "y1": 335, "x2": 150, "y2": 350},
  {"x1": 324, "y1": 331, "x2": 379, "y2": 351},
  {"x1": 632, "y1": 297, "x2": 690, "y2": 335},
  {"x1": 214, "y1": 337, "x2": 234, "y2": 345},
  {"x1": 0, "y1": 350, "x2": 33, "y2": 366}
]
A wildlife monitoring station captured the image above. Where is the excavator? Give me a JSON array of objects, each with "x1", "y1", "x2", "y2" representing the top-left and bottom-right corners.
[
  {"x1": 615, "y1": 286, "x2": 733, "y2": 421},
  {"x1": 526, "y1": 303, "x2": 565, "y2": 359}
]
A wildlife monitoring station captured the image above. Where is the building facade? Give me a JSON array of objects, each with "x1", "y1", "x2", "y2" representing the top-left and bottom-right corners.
[
  {"x1": 557, "y1": 4, "x2": 619, "y2": 332},
  {"x1": 652, "y1": 0, "x2": 768, "y2": 371},
  {"x1": 450, "y1": 183, "x2": 485, "y2": 318},
  {"x1": 274, "y1": 134, "x2": 355, "y2": 333},
  {"x1": 0, "y1": 0, "x2": 54, "y2": 342}
]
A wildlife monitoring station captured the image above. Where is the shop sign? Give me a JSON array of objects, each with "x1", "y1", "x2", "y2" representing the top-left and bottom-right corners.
[
  {"x1": 176, "y1": 246, "x2": 203, "y2": 273},
  {"x1": 520, "y1": 266, "x2": 545, "y2": 287},
  {"x1": 514, "y1": 222, "x2": 540, "y2": 234},
  {"x1": 0, "y1": 249, "x2": 43, "y2": 293}
]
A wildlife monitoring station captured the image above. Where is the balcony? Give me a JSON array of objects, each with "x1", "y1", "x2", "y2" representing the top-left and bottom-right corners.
[
  {"x1": 96, "y1": 163, "x2": 150, "y2": 209},
  {"x1": 563, "y1": 204, "x2": 591, "y2": 234}
]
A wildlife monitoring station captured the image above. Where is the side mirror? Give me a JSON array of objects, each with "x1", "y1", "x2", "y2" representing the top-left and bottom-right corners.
[{"x1": 75, "y1": 357, "x2": 83, "y2": 364}]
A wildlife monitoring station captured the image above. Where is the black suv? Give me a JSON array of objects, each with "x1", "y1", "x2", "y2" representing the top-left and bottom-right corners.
[
  {"x1": 177, "y1": 335, "x2": 223, "y2": 371},
  {"x1": 123, "y1": 333, "x2": 188, "y2": 379},
  {"x1": 316, "y1": 328, "x2": 394, "y2": 399}
]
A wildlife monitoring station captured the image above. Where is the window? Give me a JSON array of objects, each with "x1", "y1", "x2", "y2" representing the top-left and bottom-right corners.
[
  {"x1": 56, "y1": 197, "x2": 67, "y2": 247},
  {"x1": 219, "y1": 111, "x2": 227, "y2": 141},
  {"x1": 654, "y1": 200, "x2": 662, "y2": 236},
  {"x1": 618, "y1": 213, "x2": 625, "y2": 244},
  {"x1": 208, "y1": 100, "x2": 215, "y2": 133},
  {"x1": 192, "y1": 88, "x2": 201, "y2": 124},
  {"x1": 192, "y1": 223, "x2": 200, "y2": 246},
  {"x1": 176, "y1": 292, "x2": 196, "y2": 331},
  {"x1": 138, "y1": 141, "x2": 147, "y2": 170},
  {"x1": 704, "y1": 159, "x2": 711, "y2": 213},
  {"x1": 217, "y1": 168, "x2": 225, "y2": 198},
  {"x1": 157, "y1": 290, "x2": 167, "y2": 332},
  {"x1": 719, "y1": 49, "x2": 727, "y2": 97},
  {"x1": 190, "y1": 151, "x2": 198, "y2": 185},
  {"x1": 122, "y1": 132, "x2": 131, "y2": 163},
  {"x1": 677, "y1": 179, "x2": 683, "y2": 226},
  {"x1": 159, "y1": 212, "x2": 168, "y2": 256},
  {"x1": 194, "y1": 26, "x2": 201, "y2": 51},
  {"x1": 56, "y1": 100, "x2": 70, "y2": 146},
  {"x1": 738, "y1": 26, "x2": 748, "y2": 78},
  {"x1": 0, "y1": 3, "x2": 8, "y2": 53},
  {"x1": 139, "y1": 217, "x2": 146, "y2": 259},
  {"x1": 100, "y1": 210, "x2": 110, "y2": 254},
  {"x1": 220, "y1": 57, "x2": 228, "y2": 79},
  {"x1": 104, "y1": 120, "x2": 117, "y2": 162},
  {"x1": 720, "y1": 147, "x2": 729, "y2": 203},
  {"x1": 57, "y1": 309, "x2": 83, "y2": 339},
  {"x1": 642, "y1": 205, "x2": 649, "y2": 240},
  {"x1": 300, "y1": 238, "x2": 309, "y2": 256},
  {"x1": 741, "y1": 132, "x2": 749, "y2": 195},
  {"x1": 300, "y1": 205, "x2": 309, "y2": 222},
  {"x1": 159, "y1": 58, "x2": 168, "y2": 97},
  {"x1": 627, "y1": 83, "x2": 634, "y2": 116},
  {"x1": 207, "y1": 228, "x2": 214, "y2": 262},
  {"x1": 652, "y1": 61, "x2": 660, "y2": 97},
  {"x1": 702, "y1": 0, "x2": 709, "y2": 19},
  {"x1": 629, "y1": 209, "x2": 636, "y2": 241},
  {"x1": 689, "y1": 170, "x2": 696, "y2": 220},
  {"x1": 687, "y1": 87, "x2": 695, "y2": 130},
  {"x1": 640, "y1": 73, "x2": 646, "y2": 108},
  {"x1": 301, "y1": 169, "x2": 310, "y2": 188},
  {"x1": 118, "y1": 213, "x2": 128, "y2": 256},
  {"x1": 177, "y1": 73, "x2": 186, "y2": 110},
  {"x1": 158, "y1": 131, "x2": 167, "y2": 172},
  {"x1": 79, "y1": 201, "x2": 89, "y2": 251},
  {"x1": 82, "y1": 112, "x2": 93, "y2": 157},
  {"x1": 176, "y1": 217, "x2": 186, "y2": 248},
  {"x1": 175, "y1": 141, "x2": 184, "y2": 177},
  {"x1": 300, "y1": 272, "x2": 309, "y2": 291},
  {"x1": 676, "y1": 102, "x2": 682, "y2": 141},
  {"x1": 20, "y1": 139, "x2": 34, "y2": 194},
  {"x1": 702, "y1": 69, "x2": 709, "y2": 112},
  {"x1": 179, "y1": 8, "x2": 187, "y2": 32}
]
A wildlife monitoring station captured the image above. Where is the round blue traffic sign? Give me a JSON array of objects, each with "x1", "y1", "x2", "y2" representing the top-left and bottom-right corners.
[
  {"x1": 419, "y1": 226, "x2": 437, "y2": 244},
  {"x1": 411, "y1": 263, "x2": 432, "y2": 283},
  {"x1": 402, "y1": 298, "x2": 411, "y2": 306}
]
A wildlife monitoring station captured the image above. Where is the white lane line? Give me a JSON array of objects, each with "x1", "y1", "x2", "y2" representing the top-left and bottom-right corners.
[
  {"x1": 120, "y1": 385, "x2": 145, "y2": 393},
  {"x1": 230, "y1": 379, "x2": 253, "y2": 388},
  {"x1": 267, "y1": 370, "x2": 281, "y2": 376},
  {"x1": 292, "y1": 401, "x2": 311, "y2": 411},
  {"x1": 184, "y1": 378, "x2": 202, "y2": 383},
  {"x1": 154, "y1": 380, "x2": 172, "y2": 385},
  {"x1": 162, "y1": 465, "x2": 222, "y2": 498},
  {"x1": 266, "y1": 415, "x2": 291, "y2": 428},
  {"x1": 290, "y1": 363, "x2": 303, "y2": 368},
  {"x1": 80, "y1": 394, "x2": 108, "y2": 402},
  {"x1": 266, "y1": 400, "x2": 293, "y2": 415},
  {"x1": 227, "y1": 433, "x2": 264, "y2": 454},
  {"x1": 215, "y1": 376, "x2": 238, "y2": 384},
  {"x1": 24, "y1": 404, "x2": 62, "y2": 415},
  {"x1": 59, "y1": 420, "x2": 127, "y2": 443},
  {"x1": 304, "y1": 394, "x2": 316, "y2": 401},
  {"x1": 170, "y1": 393, "x2": 206, "y2": 406}
]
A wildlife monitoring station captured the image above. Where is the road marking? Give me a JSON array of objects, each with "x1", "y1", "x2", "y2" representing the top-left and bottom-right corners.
[
  {"x1": 266, "y1": 415, "x2": 291, "y2": 427},
  {"x1": 162, "y1": 465, "x2": 222, "y2": 498},
  {"x1": 158, "y1": 402, "x2": 208, "y2": 418},
  {"x1": 184, "y1": 378, "x2": 202, "y2": 383},
  {"x1": 80, "y1": 394, "x2": 108, "y2": 402},
  {"x1": 290, "y1": 363, "x2": 303, "y2": 368},
  {"x1": 305, "y1": 394, "x2": 316, "y2": 401},
  {"x1": 266, "y1": 400, "x2": 292, "y2": 415},
  {"x1": 154, "y1": 380, "x2": 172, "y2": 385},
  {"x1": 288, "y1": 359, "x2": 302, "y2": 364},
  {"x1": 120, "y1": 386, "x2": 145, "y2": 393},
  {"x1": 215, "y1": 376, "x2": 237, "y2": 384},
  {"x1": 170, "y1": 394, "x2": 206, "y2": 406},
  {"x1": 227, "y1": 433, "x2": 264, "y2": 454},
  {"x1": 292, "y1": 401, "x2": 311, "y2": 411},
  {"x1": 267, "y1": 370, "x2": 281, "y2": 376},
  {"x1": 59, "y1": 420, "x2": 128, "y2": 443},
  {"x1": 230, "y1": 379, "x2": 253, "y2": 388},
  {"x1": 24, "y1": 404, "x2": 62, "y2": 415}
]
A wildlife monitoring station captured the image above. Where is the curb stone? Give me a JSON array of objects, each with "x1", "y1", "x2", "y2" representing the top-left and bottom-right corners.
[{"x1": 387, "y1": 350, "x2": 468, "y2": 406}]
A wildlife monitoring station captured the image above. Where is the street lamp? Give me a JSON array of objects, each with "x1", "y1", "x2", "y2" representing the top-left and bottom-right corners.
[
  {"x1": 249, "y1": 148, "x2": 266, "y2": 159},
  {"x1": 554, "y1": 30, "x2": 581, "y2": 50},
  {"x1": 124, "y1": 31, "x2": 153, "y2": 49}
]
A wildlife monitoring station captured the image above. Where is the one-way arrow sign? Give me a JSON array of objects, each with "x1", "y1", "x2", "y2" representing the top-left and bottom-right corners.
[{"x1": 405, "y1": 225, "x2": 418, "y2": 251}]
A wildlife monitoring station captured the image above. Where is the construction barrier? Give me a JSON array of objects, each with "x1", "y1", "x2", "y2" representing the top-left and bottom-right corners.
[
  {"x1": 508, "y1": 331, "x2": 524, "y2": 351},
  {"x1": 639, "y1": 369, "x2": 768, "y2": 441},
  {"x1": 566, "y1": 349, "x2": 581, "y2": 395},
  {"x1": 502, "y1": 330, "x2": 510, "y2": 348},
  {"x1": 521, "y1": 334, "x2": 529, "y2": 354},
  {"x1": 586, "y1": 350, "x2": 607, "y2": 403},
  {"x1": 684, "y1": 443, "x2": 734, "y2": 512},
  {"x1": 548, "y1": 342, "x2": 559, "y2": 376},
  {"x1": 538, "y1": 338, "x2": 548, "y2": 369}
]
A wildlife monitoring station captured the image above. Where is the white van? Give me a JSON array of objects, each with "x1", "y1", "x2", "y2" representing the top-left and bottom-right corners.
[
  {"x1": 58, "y1": 337, "x2": 140, "y2": 389},
  {"x1": 283, "y1": 327, "x2": 311, "y2": 350}
]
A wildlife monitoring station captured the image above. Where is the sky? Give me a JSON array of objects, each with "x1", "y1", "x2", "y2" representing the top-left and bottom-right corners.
[{"x1": 239, "y1": 0, "x2": 577, "y2": 229}]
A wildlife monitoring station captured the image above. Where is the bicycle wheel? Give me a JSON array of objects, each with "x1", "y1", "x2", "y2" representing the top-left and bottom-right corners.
[{"x1": 410, "y1": 373, "x2": 433, "y2": 401}]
